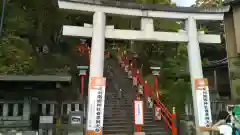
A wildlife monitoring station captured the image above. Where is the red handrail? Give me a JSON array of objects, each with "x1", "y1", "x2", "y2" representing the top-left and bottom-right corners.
[{"x1": 135, "y1": 73, "x2": 173, "y2": 129}]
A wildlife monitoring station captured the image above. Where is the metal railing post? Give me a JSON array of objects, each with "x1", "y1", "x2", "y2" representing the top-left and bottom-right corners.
[{"x1": 172, "y1": 107, "x2": 177, "y2": 135}]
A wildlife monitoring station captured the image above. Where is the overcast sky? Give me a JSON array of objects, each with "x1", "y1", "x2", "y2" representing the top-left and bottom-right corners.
[{"x1": 172, "y1": 0, "x2": 196, "y2": 6}]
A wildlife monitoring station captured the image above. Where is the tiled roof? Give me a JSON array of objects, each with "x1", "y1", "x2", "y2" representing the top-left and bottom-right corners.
[{"x1": 0, "y1": 75, "x2": 71, "y2": 82}]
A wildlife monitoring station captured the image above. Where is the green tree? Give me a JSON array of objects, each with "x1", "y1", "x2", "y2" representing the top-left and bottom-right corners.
[
  {"x1": 0, "y1": 0, "x2": 37, "y2": 74},
  {"x1": 194, "y1": 0, "x2": 223, "y2": 7},
  {"x1": 0, "y1": 36, "x2": 36, "y2": 74},
  {"x1": 0, "y1": 0, "x2": 74, "y2": 74}
]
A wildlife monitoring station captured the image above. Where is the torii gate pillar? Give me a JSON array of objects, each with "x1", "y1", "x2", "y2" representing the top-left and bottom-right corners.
[
  {"x1": 89, "y1": 11, "x2": 106, "y2": 77},
  {"x1": 186, "y1": 17, "x2": 205, "y2": 135},
  {"x1": 86, "y1": 11, "x2": 106, "y2": 135}
]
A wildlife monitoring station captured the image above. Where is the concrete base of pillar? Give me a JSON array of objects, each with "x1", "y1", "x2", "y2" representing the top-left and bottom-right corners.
[{"x1": 134, "y1": 132, "x2": 145, "y2": 135}]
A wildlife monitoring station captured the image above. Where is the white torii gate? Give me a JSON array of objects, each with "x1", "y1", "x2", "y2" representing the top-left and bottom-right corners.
[{"x1": 58, "y1": 0, "x2": 229, "y2": 135}]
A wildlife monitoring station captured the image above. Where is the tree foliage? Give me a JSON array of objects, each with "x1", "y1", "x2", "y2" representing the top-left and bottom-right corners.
[
  {"x1": 194, "y1": 0, "x2": 223, "y2": 7},
  {"x1": 0, "y1": 0, "x2": 72, "y2": 74},
  {"x1": 0, "y1": 0, "x2": 36, "y2": 74}
]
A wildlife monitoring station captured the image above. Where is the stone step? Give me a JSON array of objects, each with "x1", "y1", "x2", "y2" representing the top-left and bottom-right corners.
[
  {"x1": 103, "y1": 127, "x2": 132, "y2": 131},
  {"x1": 104, "y1": 117, "x2": 131, "y2": 119},
  {"x1": 105, "y1": 110, "x2": 131, "y2": 113},
  {"x1": 104, "y1": 114, "x2": 130, "y2": 117},
  {"x1": 106, "y1": 101, "x2": 132, "y2": 102},
  {"x1": 144, "y1": 116, "x2": 155, "y2": 119},
  {"x1": 103, "y1": 122, "x2": 131, "y2": 126},
  {"x1": 104, "y1": 113, "x2": 131, "y2": 116},
  {"x1": 107, "y1": 103, "x2": 132, "y2": 105},
  {"x1": 105, "y1": 98, "x2": 133, "y2": 100},
  {"x1": 143, "y1": 127, "x2": 167, "y2": 131},
  {"x1": 106, "y1": 97, "x2": 132, "y2": 99},
  {"x1": 130, "y1": 112, "x2": 153, "y2": 116},
  {"x1": 106, "y1": 100, "x2": 133, "y2": 105},
  {"x1": 105, "y1": 105, "x2": 132, "y2": 107},
  {"x1": 105, "y1": 108, "x2": 132, "y2": 111},
  {"x1": 105, "y1": 95, "x2": 134, "y2": 98},
  {"x1": 103, "y1": 133, "x2": 130, "y2": 135},
  {"x1": 103, "y1": 128, "x2": 131, "y2": 134},
  {"x1": 104, "y1": 112, "x2": 130, "y2": 115},
  {"x1": 105, "y1": 107, "x2": 132, "y2": 109},
  {"x1": 106, "y1": 119, "x2": 160, "y2": 124},
  {"x1": 104, "y1": 113, "x2": 130, "y2": 116},
  {"x1": 108, "y1": 101, "x2": 133, "y2": 103},
  {"x1": 104, "y1": 119, "x2": 131, "y2": 122},
  {"x1": 107, "y1": 98, "x2": 133, "y2": 100},
  {"x1": 104, "y1": 110, "x2": 131, "y2": 112},
  {"x1": 105, "y1": 104, "x2": 132, "y2": 106},
  {"x1": 103, "y1": 134, "x2": 129, "y2": 135},
  {"x1": 145, "y1": 131, "x2": 169, "y2": 135},
  {"x1": 143, "y1": 124, "x2": 165, "y2": 127},
  {"x1": 103, "y1": 126, "x2": 131, "y2": 130},
  {"x1": 103, "y1": 125, "x2": 132, "y2": 128}
]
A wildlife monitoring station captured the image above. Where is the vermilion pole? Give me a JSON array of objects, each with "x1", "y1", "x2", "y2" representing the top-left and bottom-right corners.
[
  {"x1": 171, "y1": 108, "x2": 177, "y2": 135},
  {"x1": 154, "y1": 75, "x2": 159, "y2": 99},
  {"x1": 81, "y1": 75, "x2": 85, "y2": 97},
  {"x1": 144, "y1": 81, "x2": 149, "y2": 97}
]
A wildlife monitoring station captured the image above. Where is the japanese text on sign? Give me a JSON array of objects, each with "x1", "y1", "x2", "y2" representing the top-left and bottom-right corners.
[
  {"x1": 87, "y1": 77, "x2": 106, "y2": 135},
  {"x1": 195, "y1": 78, "x2": 212, "y2": 128},
  {"x1": 95, "y1": 88, "x2": 103, "y2": 133},
  {"x1": 202, "y1": 88, "x2": 210, "y2": 126}
]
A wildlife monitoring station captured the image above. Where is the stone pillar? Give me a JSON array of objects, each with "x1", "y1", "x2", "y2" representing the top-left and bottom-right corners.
[
  {"x1": 13, "y1": 104, "x2": 18, "y2": 116},
  {"x1": 42, "y1": 104, "x2": 46, "y2": 115},
  {"x1": 3, "y1": 103, "x2": 8, "y2": 117},
  {"x1": 67, "y1": 104, "x2": 71, "y2": 114},
  {"x1": 23, "y1": 101, "x2": 30, "y2": 120},
  {"x1": 50, "y1": 104, "x2": 55, "y2": 115},
  {"x1": 75, "y1": 104, "x2": 80, "y2": 111},
  {"x1": 87, "y1": 11, "x2": 106, "y2": 131},
  {"x1": 186, "y1": 17, "x2": 209, "y2": 135}
]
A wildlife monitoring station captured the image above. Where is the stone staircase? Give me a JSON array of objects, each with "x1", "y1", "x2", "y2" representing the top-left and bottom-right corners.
[
  {"x1": 103, "y1": 60, "x2": 134, "y2": 135},
  {"x1": 103, "y1": 59, "x2": 170, "y2": 135},
  {"x1": 144, "y1": 108, "x2": 170, "y2": 135},
  {"x1": 103, "y1": 92, "x2": 133, "y2": 135}
]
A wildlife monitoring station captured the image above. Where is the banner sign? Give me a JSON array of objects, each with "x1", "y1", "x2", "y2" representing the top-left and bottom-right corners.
[
  {"x1": 87, "y1": 77, "x2": 106, "y2": 135},
  {"x1": 134, "y1": 100, "x2": 144, "y2": 125},
  {"x1": 195, "y1": 78, "x2": 212, "y2": 129}
]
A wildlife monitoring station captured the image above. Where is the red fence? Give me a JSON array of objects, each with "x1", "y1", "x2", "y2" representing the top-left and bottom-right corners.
[{"x1": 117, "y1": 49, "x2": 177, "y2": 135}]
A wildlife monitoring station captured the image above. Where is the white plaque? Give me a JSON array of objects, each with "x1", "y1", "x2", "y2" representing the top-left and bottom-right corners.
[{"x1": 134, "y1": 101, "x2": 144, "y2": 125}]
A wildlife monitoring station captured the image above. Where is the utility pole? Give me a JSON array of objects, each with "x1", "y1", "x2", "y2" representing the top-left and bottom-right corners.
[{"x1": 0, "y1": 0, "x2": 6, "y2": 37}]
